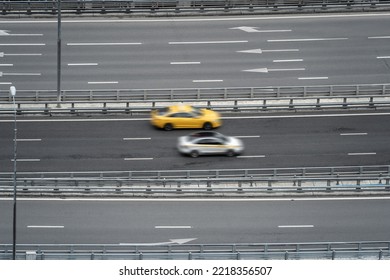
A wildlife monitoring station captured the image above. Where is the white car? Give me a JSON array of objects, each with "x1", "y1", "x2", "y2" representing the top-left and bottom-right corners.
[{"x1": 177, "y1": 131, "x2": 244, "y2": 157}]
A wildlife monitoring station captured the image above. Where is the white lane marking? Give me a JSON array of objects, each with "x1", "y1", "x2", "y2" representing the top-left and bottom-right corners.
[
  {"x1": 0, "y1": 43, "x2": 45, "y2": 46},
  {"x1": 0, "y1": 64, "x2": 13, "y2": 67},
  {"x1": 340, "y1": 133, "x2": 368, "y2": 136},
  {"x1": 298, "y1": 77, "x2": 329, "y2": 80},
  {"x1": 2, "y1": 72, "x2": 41, "y2": 76},
  {"x1": 2, "y1": 53, "x2": 42, "y2": 56},
  {"x1": 268, "y1": 38, "x2": 348, "y2": 42},
  {"x1": 368, "y1": 36, "x2": 390, "y2": 39},
  {"x1": 16, "y1": 138, "x2": 42, "y2": 142},
  {"x1": 348, "y1": 152, "x2": 376, "y2": 156},
  {"x1": 170, "y1": 62, "x2": 201, "y2": 65},
  {"x1": 67, "y1": 42, "x2": 142, "y2": 46},
  {"x1": 124, "y1": 158, "x2": 153, "y2": 161},
  {"x1": 273, "y1": 59, "x2": 303, "y2": 62},
  {"x1": 88, "y1": 81, "x2": 118, "y2": 84},
  {"x1": 237, "y1": 155, "x2": 266, "y2": 158},
  {"x1": 243, "y1": 68, "x2": 305, "y2": 73},
  {"x1": 11, "y1": 159, "x2": 41, "y2": 162},
  {"x1": 68, "y1": 63, "x2": 98, "y2": 66},
  {"x1": 155, "y1": 226, "x2": 192, "y2": 229},
  {"x1": 278, "y1": 225, "x2": 314, "y2": 228},
  {"x1": 230, "y1": 26, "x2": 292, "y2": 33},
  {"x1": 169, "y1": 40, "x2": 248, "y2": 45},
  {"x1": 27, "y1": 225, "x2": 64, "y2": 229},
  {"x1": 0, "y1": 82, "x2": 12, "y2": 85},
  {"x1": 193, "y1": 80, "x2": 223, "y2": 83},
  {"x1": 234, "y1": 135, "x2": 261, "y2": 138},
  {"x1": 377, "y1": 56, "x2": 390, "y2": 59},
  {"x1": 123, "y1": 137, "x2": 151, "y2": 140}
]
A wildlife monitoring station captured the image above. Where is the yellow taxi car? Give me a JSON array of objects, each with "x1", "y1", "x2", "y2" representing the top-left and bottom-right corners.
[{"x1": 151, "y1": 104, "x2": 221, "y2": 131}]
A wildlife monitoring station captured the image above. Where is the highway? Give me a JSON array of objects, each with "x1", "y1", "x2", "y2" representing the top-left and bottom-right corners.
[
  {"x1": 1, "y1": 197, "x2": 390, "y2": 244},
  {"x1": 1, "y1": 13, "x2": 390, "y2": 91},
  {"x1": 1, "y1": 111, "x2": 390, "y2": 172}
]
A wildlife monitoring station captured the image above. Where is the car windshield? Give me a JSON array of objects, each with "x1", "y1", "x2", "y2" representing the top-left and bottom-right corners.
[
  {"x1": 190, "y1": 107, "x2": 202, "y2": 117},
  {"x1": 155, "y1": 107, "x2": 169, "y2": 116}
]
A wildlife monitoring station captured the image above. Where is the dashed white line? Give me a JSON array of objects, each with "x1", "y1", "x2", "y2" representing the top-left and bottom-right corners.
[
  {"x1": 0, "y1": 43, "x2": 45, "y2": 46},
  {"x1": 1, "y1": 72, "x2": 41, "y2": 76},
  {"x1": 348, "y1": 152, "x2": 376, "y2": 156},
  {"x1": 273, "y1": 59, "x2": 303, "y2": 63},
  {"x1": 368, "y1": 36, "x2": 390, "y2": 39},
  {"x1": 11, "y1": 159, "x2": 41, "y2": 162},
  {"x1": 340, "y1": 133, "x2": 368, "y2": 136},
  {"x1": 237, "y1": 155, "x2": 266, "y2": 158},
  {"x1": 234, "y1": 135, "x2": 261, "y2": 139},
  {"x1": 16, "y1": 138, "x2": 42, "y2": 142},
  {"x1": 377, "y1": 56, "x2": 390, "y2": 59},
  {"x1": 193, "y1": 79, "x2": 223, "y2": 83},
  {"x1": 123, "y1": 138, "x2": 151, "y2": 140},
  {"x1": 268, "y1": 38, "x2": 348, "y2": 42},
  {"x1": 67, "y1": 42, "x2": 142, "y2": 46},
  {"x1": 68, "y1": 63, "x2": 98, "y2": 66},
  {"x1": 0, "y1": 64, "x2": 13, "y2": 67},
  {"x1": 27, "y1": 225, "x2": 64, "y2": 229},
  {"x1": 88, "y1": 81, "x2": 118, "y2": 84},
  {"x1": 3, "y1": 53, "x2": 42, "y2": 56},
  {"x1": 170, "y1": 62, "x2": 201, "y2": 65},
  {"x1": 155, "y1": 226, "x2": 192, "y2": 229},
  {"x1": 298, "y1": 77, "x2": 329, "y2": 80},
  {"x1": 169, "y1": 40, "x2": 248, "y2": 45},
  {"x1": 278, "y1": 225, "x2": 314, "y2": 228},
  {"x1": 124, "y1": 158, "x2": 153, "y2": 161}
]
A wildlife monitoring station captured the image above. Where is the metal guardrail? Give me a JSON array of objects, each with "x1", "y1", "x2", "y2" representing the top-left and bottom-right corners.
[
  {"x1": 2, "y1": 84, "x2": 390, "y2": 102},
  {"x1": 0, "y1": 85, "x2": 390, "y2": 115},
  {"x1": 1, "y1": 241, "x2": 389, "y2": 260},
  {"x1": 1, "y1": 165, "x2": 389, "y2": 196},
  {"x1": 1, "y1": 0, "x2": 389, "y2": 15}
]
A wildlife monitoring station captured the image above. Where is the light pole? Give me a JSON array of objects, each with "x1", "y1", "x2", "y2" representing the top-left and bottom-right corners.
[{"x1": 10, "y1": 86, "x2": 17, "y2": 260}]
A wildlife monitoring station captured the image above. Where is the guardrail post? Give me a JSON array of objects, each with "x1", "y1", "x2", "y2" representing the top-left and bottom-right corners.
[
  {"x1": 71, "y1": 103, "x2": 75, "y2": 114},
  {"x1": 369, "y1": 97, "x2": 375, "y2": 108},
  {"x1": 284, "y1": 251, "x2": 289, "y2": 260},
  {"x1": 91, "y1": 253, "x2": 95, "y2": 260},
  {"x1": 379, "y1": 250, "x2": 383, "y2": 260},
  {"x1": 332, "y1": 250, "x2": 336, "y2": 260},
  {"x1": 236, "y1": 252, "x2": 241, "y2": 260},
  {"x1": 356, "y1": 179, "x2": 361, "y2": 191},
  {"x1": 262, "y1": 99, "x2": 267, "y2": 110},
  {"x1": 207, "y1": 178, "x2": 212, "y2": 192},
  {"x1": 316, "y1": 98, "x2": 321, "y2": 109},
  {"x1": 234, "y1": 100, "x2": 238, "y2": 111},
  {"x1": 103, "y1": 102, "x2": 107, "y2": 114},
  {"x1": 268, "y1": 179, "x2": 273, "y2": 191},
  {"x1": 188, "y1": 252, "x2": 192, "y2": 260},
  {"x1": 139, "y1": 252, "x2": 143, "y2": 260},
  {"x1": 177, "y1": 181, "x2": 182, "y2": 192},
  {"x1": 237, "y1": 181, "x2": 242, "y2": 192},
  {"x1": 289, "y1": 99, "x2": 294, "y2": 110},
  {"x1": 343, "y1": 97, "x2": 348, "y2": 108}
]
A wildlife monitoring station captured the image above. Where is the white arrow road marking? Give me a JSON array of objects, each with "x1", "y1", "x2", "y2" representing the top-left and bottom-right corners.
[
  {"x1": 0, "y1": 30, "x2": 10, "y2": 35},
  {"x1": 230, "y1": 26, "x2": 291, "y2": 33},
  {"x1": 119, "y1": 238, "x2": 197, "y2": 246},
  {"x1": 0, "y1": 52, "x2": 4, "y2": 57}
]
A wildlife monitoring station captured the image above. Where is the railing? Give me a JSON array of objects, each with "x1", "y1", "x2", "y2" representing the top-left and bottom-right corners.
[
  {"x1": 1, "y1": 0, "x2": 389, "y2": 15},
  {"x1": 1, "y1": 165, "x2": 389, "y2": 196},
  {"x1": 1, "y1": 241, "x2": 389, "y2": 260},
  {"x1": 1, "y1": 85, "x2": 390, "y2": 115}
]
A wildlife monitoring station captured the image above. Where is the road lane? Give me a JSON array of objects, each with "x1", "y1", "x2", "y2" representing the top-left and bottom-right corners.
[
  {"x1": 1, "y1": 198, "x2": 390, "y2": 244},
  {"x1": 1, "y1": 112, "x2": 390, "y2": 172}
]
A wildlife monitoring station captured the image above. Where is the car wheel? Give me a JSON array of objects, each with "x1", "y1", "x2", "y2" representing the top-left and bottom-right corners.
[
  {"x1": 226, "y1": 150, "x2": 235, "y2": 157},
  {"x1": 203, "y1": 122, "x2": 212, "y2": 130},
  {"x1": 190, "y1": 150, "x2": 199, "y2": 158},
  {"x1": 163, "y1": 123, "x2": 173, "y2": 131}
]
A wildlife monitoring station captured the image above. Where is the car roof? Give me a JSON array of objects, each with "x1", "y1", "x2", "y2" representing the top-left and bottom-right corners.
[{"x1": 168, "y1": 104, "x2": 194, "y2": 113}]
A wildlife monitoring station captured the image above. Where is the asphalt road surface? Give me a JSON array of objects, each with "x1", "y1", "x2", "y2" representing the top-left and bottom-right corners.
[
  {"x1": 1, "y1": 111, "x2": 390, "y2": 172},
  {"x1": 1, "y1": 13, "x2": 390, "y2": 91},
  {"x1": 1, "y1": 197, "x2": 390, "y2": 245}
]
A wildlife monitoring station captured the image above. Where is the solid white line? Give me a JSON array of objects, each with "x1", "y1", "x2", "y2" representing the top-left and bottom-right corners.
[
  {"x1": 298, "y1": 77, "x2": 328, "y2": 80},
  {"x1": 377, "y1": 56, "x2": 390, "y2": 59},
  {"x1": 16, "y1": 138, "x2": 42, "y2": 142},
  {"x1": 27, "y1": 225, "x2": 64, "y2": 229},
  {"x1": 124, "y1": 158, "x2": 153, "y2": 161},
  {"x1": 268, "y1": 38, "x2": 348, "y2": 42},
  {"x1": 278, "y1": 225, "x2": 314, "y2": 228},
  {"x1": 123, "y1": 137, "x2": 151, "y2": 140},
  {"x1": 170, "y1": 62, "x2": 201, "y2": 65},
  {"x1": 368, "y1": 36, "x2": 390, "y2": 39},
  {"x1": 237, "y1": 155, "x2": 266, "y2": 158},
  {"x1": 11, "y1": 159, "x2": 41, "y2": 162},
  {"x1": 67, "y1": 42, "x2": 142, "y2": 46},
  {"x1": 68, "y1": 63, "x2": 98, "y2": 66},
  {"x1": 88, "y1": 81, "x2": 118, "y2": 84},
  {"x1": 155, "y1": 226, "x2": 192, "y2": 229},
  {"x1": 193, "y1": 80, "x2": 223, "y2": 83},
  {"x1": 340, "y1": 133, "x2": 368, "y2": 136},
  {"x1": 348, "y1": 153, "x2": 376, "y2": 156},
  {"x1": 273, "y1": 59, "x2": 303, "y2": 62},
  {"x1": 169, "y1": 40, "x2": 248, "y2": 45}
]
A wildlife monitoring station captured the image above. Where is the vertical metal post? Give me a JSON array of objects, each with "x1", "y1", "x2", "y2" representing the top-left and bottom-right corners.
[
  {"x1": 57, "y1": 0, "x2": 62, "y2": 106},
  {"x1": 10, "y1": 86, "x2": 17, "y2": 260}
]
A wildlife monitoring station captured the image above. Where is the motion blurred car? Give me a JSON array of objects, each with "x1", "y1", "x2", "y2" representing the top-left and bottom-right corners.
[
  {"x1": 151, "y1": 104, "x2": 221, "y2": 131},
  {"x1": 177, "y1": 131, "x2": 244, "y2": 157}
]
